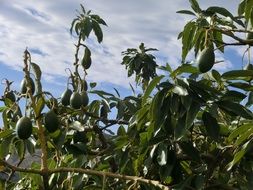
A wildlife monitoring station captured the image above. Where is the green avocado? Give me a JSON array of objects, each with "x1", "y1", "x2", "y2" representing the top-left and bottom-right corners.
[
  {"x1": 81, "y1": 91, "x2": 89, "y2": 107},
  {"x1": 83, "y1": 80, "x2": 88, "y2": 91},
  {"x1": 20, "y1": 77, "x2": 35, "y2": 95},
  {"x1": 82, "y1": 57, "x2": 91, "y2": 70},
  {"x1": 44, "y1": 110, "x2": 59, "y2": 133},
  {"x1": 16, "y1": 116, "x2": 33, "y2": 140},
  {"x1": 70, "y1": 92, "x2": 82, "y2": 109},
  {"x1": 196, "y1": 47, "x2": 215, "y2": 73},
  {"x1": 61, "y1": 88, "x2": 72, "y2": 106}
]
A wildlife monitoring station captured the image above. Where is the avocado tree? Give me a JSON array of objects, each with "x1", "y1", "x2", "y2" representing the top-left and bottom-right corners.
[{"x1": 1, "y1": 0, "x2": 253, "y2": 189}]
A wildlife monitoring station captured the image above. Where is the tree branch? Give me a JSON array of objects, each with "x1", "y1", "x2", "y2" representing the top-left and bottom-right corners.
[
  {"x1": 206, "y1": 27, "x2": 253, "y2": 46},
  {"x1": 0, "y1": 159, "x2": 170, "y2": 190}
]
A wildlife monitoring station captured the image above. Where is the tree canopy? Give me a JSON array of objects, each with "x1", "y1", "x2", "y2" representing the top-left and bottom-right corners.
[{"x1": 1, "y1": 0, "x2": 253, "y2": 189}]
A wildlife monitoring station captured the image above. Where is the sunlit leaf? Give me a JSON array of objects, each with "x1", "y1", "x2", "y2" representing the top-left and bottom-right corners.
[
  {"x1": 142, "y1": 75, "x2": 164, "y2": 106},
  {"x1": 227, "y1": 140, "x2": 251, "y2": 171},
  {"x1": 157, "y1": 143, "x2": 168, "y2": 166}
]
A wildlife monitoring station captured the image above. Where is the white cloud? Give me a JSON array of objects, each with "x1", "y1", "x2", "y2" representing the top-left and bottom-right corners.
[{"x1": 0, "y1": 0, "x2": 240, "y2": 89}]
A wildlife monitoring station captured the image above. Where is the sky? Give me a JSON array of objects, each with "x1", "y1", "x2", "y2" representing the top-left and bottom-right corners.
[{"x1": 0, "y1": 0, "x2": 248, "y2": 112}]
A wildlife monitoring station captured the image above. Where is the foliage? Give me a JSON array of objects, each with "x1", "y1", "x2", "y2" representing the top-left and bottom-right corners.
[{"x1": 1, "y1": 1, "x2": 253, "y2": 189}]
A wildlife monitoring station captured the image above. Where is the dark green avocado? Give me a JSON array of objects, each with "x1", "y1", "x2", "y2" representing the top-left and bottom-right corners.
[{"x1": 16, "y1": 116, "x2": 33, "y2": 140}]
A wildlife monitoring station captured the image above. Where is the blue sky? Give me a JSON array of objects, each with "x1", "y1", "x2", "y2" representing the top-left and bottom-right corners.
[{"x1": 0, "y1": 0, "x2": 248, "y2": 116}]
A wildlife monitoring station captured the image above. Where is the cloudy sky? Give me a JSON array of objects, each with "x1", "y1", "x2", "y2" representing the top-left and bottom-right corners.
[{"x1": 0, "y1": 0, "x2": 247, "y2": 99}]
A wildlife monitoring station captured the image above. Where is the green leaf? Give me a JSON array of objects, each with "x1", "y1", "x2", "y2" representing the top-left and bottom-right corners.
[
  {"x1": 173, "y1": 85, "x2": 188, "y2": 96},
  {"x1": 202, "y1": 111, "x2": 220, "y2": 140},
  {"x1": 189, "y1": 0, "x2": 202, "y2": 13},
  {"x1": 227, "y1": 140, "x2": 251, "y2": 171},
  {"x1": 114, "y1": 88, "x2": 120, "y2": 97},
  {"x1": 177, "y1": 10, "x2": 196, "y2": 16},
  {"x1": 117, "y1": 125, "x2": 126, "y2": 136},
  {"x1": 25, "y1": 139, "x2": 35, "y2": 155},
  {"x1": 245, "y1": 0, "x2": 253, "y2": 22},
  {"x1": 92, "y1": 20, "x2": 103, "y2": 43},
  {"x1": 31, "y1": 62, "x2": 42, "y2": 80},
  {"x1": 206, "y1": 6, "x2": 234, "y2": 18},
  {"x1": 34, "y1": 97, "x2": 45, "y2": 116},
  {"x1": 186, "y1": 101, "x2": 200, "y2": 128},
  {"x1": 158, "y1": 63, "x2": 173, "y2": 73},
  {"x1": 222, "y1": 70, "x2": 253, "y2": 80},
  {"x1": 0, "y1": 107, "x2": 6, "y2": 112},
  {"x1": 211, "y1": 69, "x2": 221, "y2": 82},
  {"x1": 82, "y1": 18, "x2": 92, "y2": 38},
  {"x1": 90, "y1": 90, "x2": 115, "y2": 98},
  {"x1": 181, "y1": 21, "x2": 196, "y2": 61},
  {"x1": 234, "y1": 128, "x2": 253, "y2": 146},
  {"x1": 0, "y1": 136, "x2": 12, "y2": 159},
  {"x1": 246, "y1": 91, "x2": 253, "y2": 106},
  {"x1": 15, "y1": 140, "x2": 25, "y2": 159},
  {"x1": 229, "y1": 82, "x2": 253, "y2": 91},
  {"x1": 217, "y1": 100, "x2": 253, "y2": 119},
  {"x1": 0, "y1": 129, "x2": 14, "y2": 139},
  {"x1": 238, "y1": 0, "x2": 246, "y2": 16},
  {"x1": 179, "y1": 141, "x2": 200, "y2": 161},
  {"x1": 171, "y1": 64, "x2": 198, "y2": 78},
  {"x1": 175, "y1": 114, "x2": 187, "y2": 139},
  {"x1": 157, "y1": 143, "x2": 168, "y2": 166},
  {"x1": 90, "y1": 14, "x2": 107, "y2": 26},
  {"x1": 213, "y1": 30, "x2": 224, "y2": 52},
  {"x1": 221, "y1": 90, "x2": 247, "y2": 102},
  {"x1": 142, "y1": 75, "x2": 164, "y2": 106}
]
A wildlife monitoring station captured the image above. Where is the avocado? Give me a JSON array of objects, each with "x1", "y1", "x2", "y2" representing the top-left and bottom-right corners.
[
  {"x1": 16, "y1": 116, "x2": 33, "y2": 140},
  {"x1": 70, "y1": 92, "x2": 82, "y2": 109},
  {"x1": 81, "y1": 91, "x2": 89, "y2": 107},
  {"x1": 20, "y1": 77, "x2": 35, "y2": 95},
  {"x1": 44, "y1": 110, "x2": 59, "y2": 133},
  {"x1": 61, "y1": 88, "x2": 72, "y2": 106},
  {"x1": 196, "y1": 47, "x2": 215, "y2": 73},
  {"x1": 83, "y1": 80, "x2": 88, "y2": 91}
]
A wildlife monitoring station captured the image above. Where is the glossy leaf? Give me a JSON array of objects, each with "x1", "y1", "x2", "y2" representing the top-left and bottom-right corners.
[
  {"x1": 222, "y1": 70, "x2": 253, "y2": 80},
  {"x1": 179, "y1": 141, "x2": 200, "y2": 161},
  {"x1": 177, "y1": 10, "x2": 196, "y2": 16},
  {"x1": 206, "y1": 6, "x2": 234, "y2": 18},
  {"x1": 227, "y1": 140, "x2": 251, "y2": 171},
  {"x1": 157, "y1": 143, "x2": 168, "y2": 166},
  {"x1": 31, "y1": 62, "x2": 42, "y2": 80},
  {"x1": 217, "y1": 100, "x2": 253, "y2": 119},
  {"x1": 246, "y1": 91, "x2": 253, "y2": 106},
  {"x1": 189, "y1": 0, "x2": 202, "y2": 13},
  {"x1": 142, "y1": 75, "x2": 164, "y2": 106},
  {"x1": 202, "y1": 111, "x2": 220, "y2": 140},
  {"x1": 171, "y1": 64, "x2": 198, "y2": 78},
  {"x1": 92, "y1": 20, "x2": 103, "y2": 43}
]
